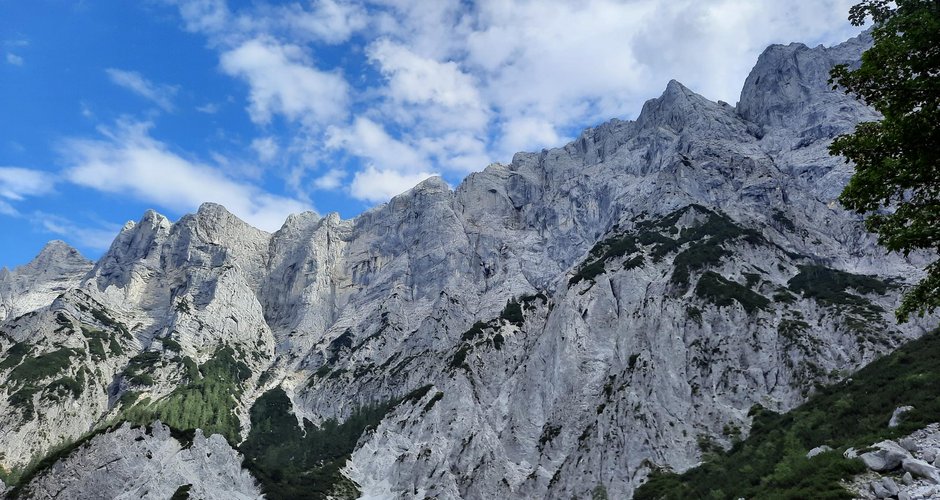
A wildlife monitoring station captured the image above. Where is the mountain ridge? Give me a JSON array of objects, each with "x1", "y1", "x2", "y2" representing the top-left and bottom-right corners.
[{"x1": 1, "y1": 28, "x2": 936, "y2": 499}]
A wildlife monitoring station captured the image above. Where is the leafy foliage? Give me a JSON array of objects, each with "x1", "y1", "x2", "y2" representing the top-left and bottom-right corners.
[
  {"x1": 829, "y1": 0, "x2": 940, "y2": 321},
  {"x1": 634, "y1": 329, "x2": 940, "y2": 499}
]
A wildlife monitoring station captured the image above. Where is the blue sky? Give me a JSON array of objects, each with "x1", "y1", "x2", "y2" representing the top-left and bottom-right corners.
[{"x1": 0, "y1": 0, "x2": 862, "y2": 268}]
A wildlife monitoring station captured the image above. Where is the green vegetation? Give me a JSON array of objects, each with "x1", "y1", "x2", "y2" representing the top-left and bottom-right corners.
[
  {"x1": 569, "y1": 232, "x2": 640, "y2": 285},
  {"x1": 539, "y1": 424, "x2": 562, "y2": 447},
  {"x1": 123, "y1": 351, "x2": 163, "y2": 386},
  {"x1": 123, "y1": 347, "x2": 250, "y2": 443},
  {"x1": 7, "y1": 348, "x2": 78, "y2": 387},
  {"x1": 89, "y1": 308, "x2": 132, "y2": 339},
  {"x1": 240, "y1": 387, "x2": 400, "y2": 499},
  {"x1": 81, "y1": 327, "x2": 123, "y2": 359},
  {"x1": 569, "y1": 205, "x2": 770, "y2": 289},
  {"x1": 170, "y1": 484, "x2": 192, "y2": 500},
  {"x1": 0, "y1": 341, "x2": 30, "y2": 371},
  {"x1": 500, "y1": 298, "x2": 524, "y2": 325},
  {"x1": 634, "y1": 329, "x2": 940, "y2": 499},
  {"x1": 788, "y1": 265, "x2": 891, "y2": 316},
  {"x1": 829, "y1": 0, "x2": 940, "y2": 322},
  {"x1": 695, "y1": 272, "x2": 770, "y2": 314}
]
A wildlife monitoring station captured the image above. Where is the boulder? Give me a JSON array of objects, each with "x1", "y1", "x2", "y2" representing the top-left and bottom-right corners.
[
  {"x1": 870, "y1": 480, "x2": 891, "y2": 498},
  {"x1": 844, "y1": 447, "x2": 858, "y2": 459},
  {"x1": 888, "y1": 406, "x2": 914, "y2": 428},
  {"x1": 880, "y1": 477, "x2": 900, "y2": 496},
  {"x1": 923, "y1": 447, "x2": 939, "y2": 463},
  {"x1": 899, "y1": 437, "x2": 920, "y2": 453},
  {"x1": 806, "y1": 445, "x2": 832, "y2": 459},
  {"x1": 902, "y1": 458, "x2": 940, "y2": 484},
  {"x1": 902, "y1": 471, "x2": 914, "y2": 485},
  {"x1": 861, "y1": 441, "x2": 912, "y2": 472},
  {"x1": 898, "y1": 493, "x2": 910, "y2": 500}
]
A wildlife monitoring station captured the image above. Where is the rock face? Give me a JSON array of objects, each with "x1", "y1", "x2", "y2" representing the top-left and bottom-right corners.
[
  {"x1": 0, "y1": 30, "x2": 936, "y2": 499},
  {"x1": 19, "y1": 421, "x2": 261, "y2": 499},
  {"x1": 0, "y1": 241, "x2": 92, "y2": 322}
]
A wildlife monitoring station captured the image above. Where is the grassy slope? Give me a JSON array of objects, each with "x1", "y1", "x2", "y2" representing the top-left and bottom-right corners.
[{"x1": 635, "y1": 329, "x2": 940, "y2": 500}]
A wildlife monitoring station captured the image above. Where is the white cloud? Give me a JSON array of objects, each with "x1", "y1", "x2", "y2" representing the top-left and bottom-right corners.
[
  {"x1": 163, "y1": 0, "x2": 862, "y2": 206},
  {"x1": 313, "y1": 168, "x2": 345, "y2": 190},
  {"x1": 6, "y1": 53, "x2": 23, "y2": 66},
  {"x1": 350, "y1": 166, "x2": 435, "y2": 203},
  {"x1": 326, "y1": 117, "x2": 426, "y2": 173},
  {"x1": 196, "y1": 102, "x2": 219, "y2": 114},
  {"x1": 220, "y1": 38, "x2": 349, "y2": 125},
  {"x1": 32, "y1": 213, "x2": 121, "y2": 251},
  {"x1": 251, "y1": 136, "x2": 279, "y2": 162},
  {"x1": 497, "y1": 117, "x2": 564, "y2": 160},
  {"x1": 105, "y1": 68, "x2": 178, "y2": 112},
  {"x1": 268, "y1": 0, "x2": 368, "y2": 44},
  {"x1": 0, "y1": 167, "x2": 55, "y2": 202},
  {"x1": 61, "y1": 120, "x2": 312, "y2": 231},
  {"x1": 0, "y1": 200, "x2": 17, "y2": 216}
]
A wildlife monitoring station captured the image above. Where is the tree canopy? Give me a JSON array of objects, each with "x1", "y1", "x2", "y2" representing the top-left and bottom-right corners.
[{"x1": 829, "y1": 0, "x2": 940, "y2": 322}]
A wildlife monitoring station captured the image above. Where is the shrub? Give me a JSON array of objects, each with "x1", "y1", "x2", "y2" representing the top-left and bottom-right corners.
[{"x1": 695, "y1": 272, "x2": 770, "y2": 314}]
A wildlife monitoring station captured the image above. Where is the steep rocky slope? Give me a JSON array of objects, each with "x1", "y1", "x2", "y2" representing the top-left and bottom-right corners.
[{"x1": 1, "y1": 30, "x2": 935, "y2": 499}]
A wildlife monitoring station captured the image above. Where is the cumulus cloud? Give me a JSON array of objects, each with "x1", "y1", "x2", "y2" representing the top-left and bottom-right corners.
[
  {"x1": 165, "y1": 0, "x2": 861, "y2": 203},
  {"x1": 220, "y1": 38, "x2": 349, "y2": 125},
  {"x1": 350, "y1": 166, "x2": 436, "y2": 203},
  {"x1": 106, "y1": 68, "x2": 179, "y2": 112},
  {"x1": 326, "y1": 117, "x2": 427, "y2": 172},
  {"x1": 313, "y1": 168, "x2": 346, "y2": 190},
  {"x1": 60, "y1": 120, "x2": 311, "y2": 231},
  {"x1": 251, "y1": 136, "x2": 279, "y2": 162},
  {"x1": 6, "y1": 53, "x2": 23, "y2": 66}
]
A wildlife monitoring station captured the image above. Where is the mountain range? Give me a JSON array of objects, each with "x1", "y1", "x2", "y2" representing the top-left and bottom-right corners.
[{"x1": 1, "y1": 30, "x2": 936, "y2": 499}]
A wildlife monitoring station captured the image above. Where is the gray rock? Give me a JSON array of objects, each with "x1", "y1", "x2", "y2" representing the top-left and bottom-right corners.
[
  {"x1": 845, "y1": 447, "x2": 859, "y2": 459},
  {"x1": 902, "y1": 458, "x2": 940, "y2": 484},
  {"x1": 903, "y1": 471, "x2": 915, "y2": 485},
  {"x1": 922, "y1": 447, "x2": 938, "y2": 463},
  {"x1": 862, "y1": 442, "x2": 912, "y2": 472},
  {"x1": 898, "y1": 492, "x2": 911, "y2": 500},
  {"x1": 807, "y1": 445, "x2": 833, "y2": 459},
  {"x1": 22, "y1": 422, "x2": 261, "y2": 499},
  {"x1": 871, "y1": 479, "x2": 892, "y2": 498},
  {"x1": 889, "y1": 405, "x2": 914, "y2": 428},
  {"x1": 900, "y1": 437, "x2": 921, "y2": 453},
  {"x1": 881, "y1": 477, "x2": 900, "y2": 496}
]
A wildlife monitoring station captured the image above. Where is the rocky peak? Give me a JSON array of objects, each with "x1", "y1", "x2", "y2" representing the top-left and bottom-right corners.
[
  {"x1": 23, "y1": 240, "x2": 90, "y2": 273},
  {"x1": 636, "y1": 79, "x2": 745, "y2": 137},
  {"x1": 736, "y1": 30, "x2": 875, "y2": 130}
]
